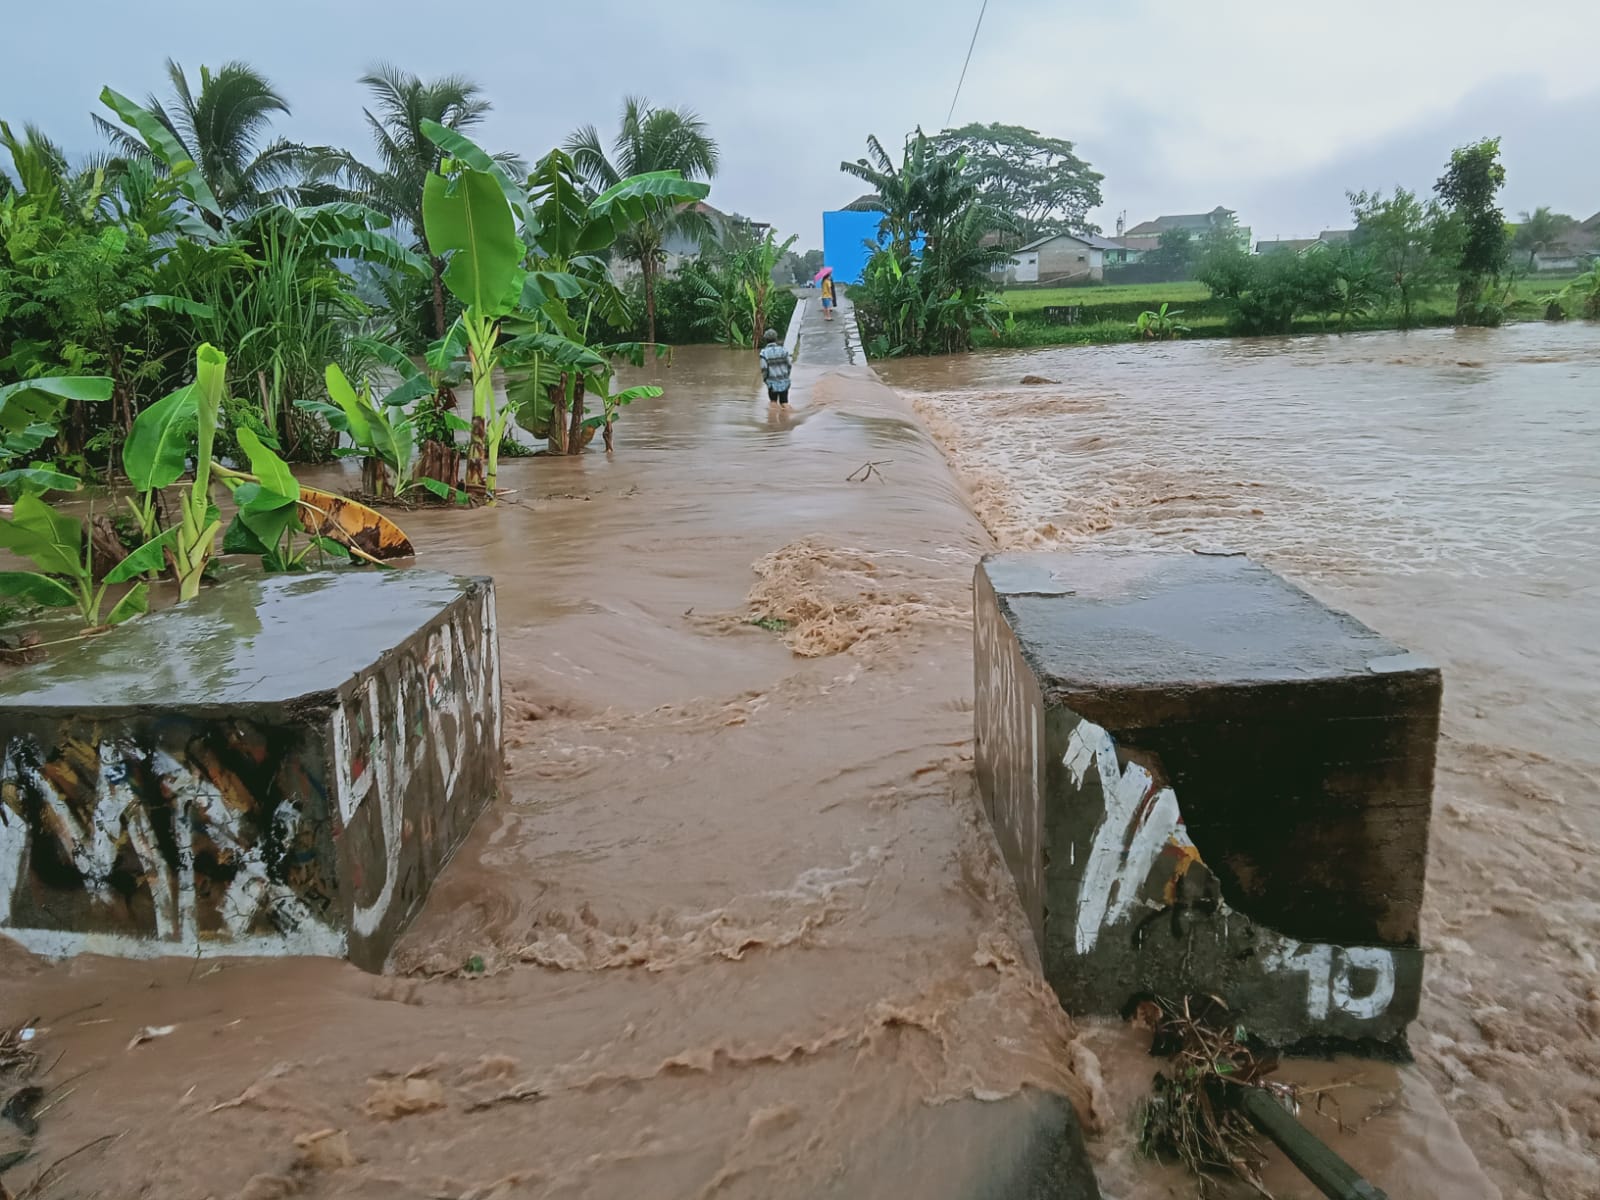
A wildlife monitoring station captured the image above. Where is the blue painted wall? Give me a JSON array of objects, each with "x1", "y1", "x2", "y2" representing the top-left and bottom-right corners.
[{"x1": 822, "y1": 210, "x2": 885, "y2": 284}]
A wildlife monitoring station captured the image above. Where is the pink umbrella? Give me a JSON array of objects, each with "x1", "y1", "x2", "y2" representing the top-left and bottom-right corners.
[{"x1": 812, "y1": 266, "x2": 833, "y2": 282}]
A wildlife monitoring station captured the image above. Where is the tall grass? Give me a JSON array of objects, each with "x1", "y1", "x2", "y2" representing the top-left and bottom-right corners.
[{"x1": 176, "y1": 213, "x2": 376, "y2": 457}]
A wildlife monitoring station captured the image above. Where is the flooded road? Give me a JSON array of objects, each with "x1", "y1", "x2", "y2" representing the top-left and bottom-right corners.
[
  {"x1": 882, "y1": 323, "x2": 1600, "y2": 1200},
  {"x1": 0, "y1": 308, "x2": 1098, "y2": 1197}
]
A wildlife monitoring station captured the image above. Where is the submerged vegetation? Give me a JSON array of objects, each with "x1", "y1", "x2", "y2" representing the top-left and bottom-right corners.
[{"x1": 0, "y1": 58, "x2": 743, "y2": 640}]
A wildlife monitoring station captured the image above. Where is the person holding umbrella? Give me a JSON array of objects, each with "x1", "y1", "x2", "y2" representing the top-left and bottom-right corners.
[{"x1": 816, "y1": 267, "x2": 837, "y2": 321}]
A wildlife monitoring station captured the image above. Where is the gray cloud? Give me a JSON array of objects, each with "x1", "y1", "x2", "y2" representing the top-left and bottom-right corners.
[{"x1": 5, "y1": 0, "x2": 1597, "y2": 249}]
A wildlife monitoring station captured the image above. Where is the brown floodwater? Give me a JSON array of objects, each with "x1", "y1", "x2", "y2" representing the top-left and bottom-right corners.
[
  {"x1": 880, "y1": 322, "x2": 1600, "y2": 1200},
  {"x1": 2, "y1": 316, "x2": 1595, "y2": 1200},
  {"x1": 0, "y1": 325, "x2": 1100, "y2": 1199}
]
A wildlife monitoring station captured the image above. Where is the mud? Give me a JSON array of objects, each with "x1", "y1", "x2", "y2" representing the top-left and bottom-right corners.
[
  {"x1": 882, "y1": 323, "x2": 1600, "y2": 1200},
  {"x1": 0, "y1": 310, "x2": 1097, "y2": 1197}
]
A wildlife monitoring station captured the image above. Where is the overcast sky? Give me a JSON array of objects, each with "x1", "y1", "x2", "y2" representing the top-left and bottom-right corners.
[{"x1": 7, "y1": 0, "x2": 1599, "y2": 247}]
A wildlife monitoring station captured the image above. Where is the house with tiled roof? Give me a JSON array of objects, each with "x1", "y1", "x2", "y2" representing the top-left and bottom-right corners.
[{"x1": 1121, "y1": 206, "x2": 1248, "y2": 254}]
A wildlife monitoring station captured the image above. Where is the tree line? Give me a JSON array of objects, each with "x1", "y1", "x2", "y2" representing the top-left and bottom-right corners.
[{"x1": 0, "y1": 59, "x2": 750, "y2": 494}]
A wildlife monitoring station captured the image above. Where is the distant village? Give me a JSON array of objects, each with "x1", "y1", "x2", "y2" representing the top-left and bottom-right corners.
[{"x1": 990, "y1": 205, "x2": 1600, "y2": 286}]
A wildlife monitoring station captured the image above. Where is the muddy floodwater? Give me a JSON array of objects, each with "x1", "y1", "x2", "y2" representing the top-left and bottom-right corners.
[
  {"x1": 881, "y1": 322, "x2": 1600, "y2": 1200},
  {"x1": 2, "y1": 317, "x2": 1596, "y2": 1200},
  {"x1": 0, "y1": 329, "x2": 1096, "y2": 1199}
]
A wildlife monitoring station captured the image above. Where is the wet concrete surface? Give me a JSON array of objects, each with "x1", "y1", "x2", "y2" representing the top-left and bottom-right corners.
[
  {"x1": 0, "y1": 296, "x2": 1099, "y2": 1199},
  {"x1": 884, "y1": 324, "x2": 1600, "y2": 1200},
  {"x1": 1, "y1": 573, "x2": 501, "y2": 970},
  {"x1": 0, "y1": 570, "x2": 481, "y2": 709},
  {"x1": 975, "y1": 551, "x2": 1436, "y2": 1049}
]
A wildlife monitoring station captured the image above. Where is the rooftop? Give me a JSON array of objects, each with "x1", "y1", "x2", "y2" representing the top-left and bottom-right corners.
[{"x1": 1124, "y1": 206, "x2": 1236, "y2": 237}]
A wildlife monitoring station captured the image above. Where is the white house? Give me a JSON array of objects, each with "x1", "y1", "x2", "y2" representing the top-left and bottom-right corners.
[{"x1": 996, "y1": 232, "x2": 1122, "y2": 284}]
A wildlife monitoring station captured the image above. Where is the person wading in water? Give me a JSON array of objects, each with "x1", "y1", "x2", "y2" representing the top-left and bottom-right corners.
[{"x1": 759, "y1": 328, "x2": 792, "y2": 406}]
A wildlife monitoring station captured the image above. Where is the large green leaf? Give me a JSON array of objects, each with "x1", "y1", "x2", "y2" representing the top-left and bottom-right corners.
[
  {"x1": 590, "y1": 171, "x2": 711, "y2": 227},
  {"x1": 503, "y1": 331, "x2": 607, "y2": 371},
  {"x1": 191, "y1": 344, "x2": 226, "y2": 498},
  {"x1": 120, "y1": 294, "x2": 216, "y2": 319},
  {"x1": 227, "y1": 482, "x2": 300, "y2": 558},
  {"x1": 381, "y1": 373, "x2": 434, "y2": 409},
  {"x1": 423, "y1": 167, "x2": 522, "y2": 315},
  {"x1": 322, "y1": 229, "x2": 429, "y2": 275},
  {"x1": 0, "y1": 494, "x2": 83, "y2": 576},
  {"x1": 425, "y1": 318, "x2": 470, "y2": 373},
  {"x1": 235, "y1": 427, "x2": 299, "y2": 504},
  {"x1": 420, "y1": 121, "x2": 533, "y2": 233},
  {"x1": 288, "y1": 201, "x2": 392, "y2": 232},
  {"x1": 527, "y1": 150, "x2": 594, "y2": 261},
  {"x1": 222, "y1": 512, "x2": 273, "y2": 556},
  {"x1": 106, "y1": 583, "x2": 149, "y2": 626},
  {"x1": 323, "y1": 365, "x2": 375, "y2": 450},
  {"x1": 0, "y1": 376, "x2": 112, "y2": 432},
  {"x1": 504, "y1": 370, "x2": 555, "y2": 438},
  {"x1": 123, "y1": 383, "x2": 197, "y2": 492},
  {"x1": 521, "y1": 271, "x2": 585, "y2": 307},
  {"x1": 0, "y1": 571, "x2": 76, "y2": 608},
  {"x1": 0, "y1": 466, "x2": 81, "y2": 495},
  {"x1": 104, "y1": 527, "x2": 178, "y2": 584},
  {"x1": 99, "y1": 87, "x2": 223, "y2": 221},
  {"x1": 293, "y1": 398, "x2": 351, "y2": 433}
]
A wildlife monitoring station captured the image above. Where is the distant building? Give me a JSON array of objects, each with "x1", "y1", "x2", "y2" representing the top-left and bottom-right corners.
[
  {"x1": 1254, "y1": 237, "x2": 1326, "y2": 256},
  {"x1": 1121, "y1": 206, "x2": 1249, "y2": 254},
  {"x1": 1319, "y1": 229, "x2": 1355, "y2": 245},
  {"x1": 994, "y1": 231, "x2": 1127, "y2": 284},
  {"x1": 609, "y1": 203, "x2": 772, "y2": 281}
]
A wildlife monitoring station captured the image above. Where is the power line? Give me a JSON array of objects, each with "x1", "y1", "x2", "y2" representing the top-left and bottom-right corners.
[{"x1": 946, "y1": 0, "x2": 991, "y2": 129}]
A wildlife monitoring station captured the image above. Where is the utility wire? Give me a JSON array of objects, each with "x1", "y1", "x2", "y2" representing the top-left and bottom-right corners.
[{"x1": 946, "y1": 0, "x2": 991, "y2": 128}]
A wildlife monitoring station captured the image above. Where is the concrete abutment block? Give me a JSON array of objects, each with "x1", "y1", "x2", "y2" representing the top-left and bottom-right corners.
[
  {"x1": 975, "y1": 551, "x2": 1439, "y2": 1049},
  {"x1": 0, "y1": 570, "x2": 501, "y2": 970}
]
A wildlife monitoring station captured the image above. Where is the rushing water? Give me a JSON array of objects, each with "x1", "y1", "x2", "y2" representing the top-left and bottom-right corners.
[
  {"x1": 0, "y1": 336, "x2": 1098, "y2": 1200},
  {"x1": 2, "y1": 319, "x2": 1595, "y2": 1199},
  {"x1": 882, "y1": 323, "x2": 1600, "y2": 1199}
]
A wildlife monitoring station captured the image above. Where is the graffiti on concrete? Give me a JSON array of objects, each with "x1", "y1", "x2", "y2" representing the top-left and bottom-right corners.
[
  {"x1": 1063, "y1": 716, "x2": 1401, "y2": 1024},
  {"x1": 332, "y1": 590, "x2": 501, "y2": 939},
  {"x1": 1, "y1": 592, "x2": 500, "y2": 961},
  {"x1": 1262, "y1": 942, "x2": 1397, "y2": 1022},
  {"x1": 973, "y1": 582, "x2": 1045, "y2": 933},
  {"x1": 0, "y1": 725, "x2": 345, "y2": 959}
]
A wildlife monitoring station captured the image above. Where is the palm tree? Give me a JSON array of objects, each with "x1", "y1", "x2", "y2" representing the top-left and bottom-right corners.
[
  {"x1": 1514, "y1": 207, "x2": 1578, "y2": 271},
  {"x1": 93, "y1": 59, "x2": 311, "y2": 224},
  {"x1": 566, "y1": 97, "x2": 720, "y2": 343},
  {"x1": 316, "y1": 64, "x2": 515, "y2": 337},
  {"x1": 841, "y1": 130, "x2": 979, "y2": 258}
]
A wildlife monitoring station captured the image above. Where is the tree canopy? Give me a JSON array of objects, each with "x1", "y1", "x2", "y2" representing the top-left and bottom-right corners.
[{"x1": 932, "y1": 122, "x2": 1103, "y2": 242}]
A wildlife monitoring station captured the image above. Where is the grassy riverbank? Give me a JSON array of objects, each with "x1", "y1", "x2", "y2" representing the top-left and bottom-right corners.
[{"x1": 987, "y1": 276, "x2": 1580, "y2": 348}]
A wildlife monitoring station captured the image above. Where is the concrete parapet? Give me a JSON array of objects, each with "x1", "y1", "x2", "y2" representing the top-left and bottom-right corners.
[
  {"x1": 974, "y1": 551, "x2": 1439, "y2": 1049},
  {"x1": 0, "y1": 570, "x2": 501, "y2": 970}
]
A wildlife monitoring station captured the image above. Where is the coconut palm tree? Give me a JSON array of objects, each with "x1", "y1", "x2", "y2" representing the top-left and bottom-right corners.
[
  {"x1": 565, "y1": 98, "x2": 720, "y2": 343},
  {"x1": 1514, "y1": 207, "x2": 1578, "y2": 271},
  {"x1": 92, "y1": 59, "x2": 311, "y2": 225},
  {"x1": 315, "y1": 64, "x2": 519, "y2": 337}
]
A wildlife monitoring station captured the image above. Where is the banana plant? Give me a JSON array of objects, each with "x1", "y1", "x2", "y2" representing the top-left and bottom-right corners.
[
  {"x1": 420, "y1": 121, "x2": 528, "y2": 501},
  {"x1": 295, "y1": 363, "x2": 437, "y2": 500},
  {"x1": 215, "y1": 426, "x2": 350, "y2": 572},
  {"x1": 0, "y1": 374, "x2": 112, "y2": 498},
  {"x1": 114, "y1": 344, "x2": 228, "y2": 601},
  {"x1": 0, "y1": 494, "x2": 148, "y2": 629}
]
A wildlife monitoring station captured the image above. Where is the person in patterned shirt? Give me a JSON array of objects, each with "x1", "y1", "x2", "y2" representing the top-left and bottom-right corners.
[{"x1": 759, "y1": 329, "x2": 792, "y2": 406}]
